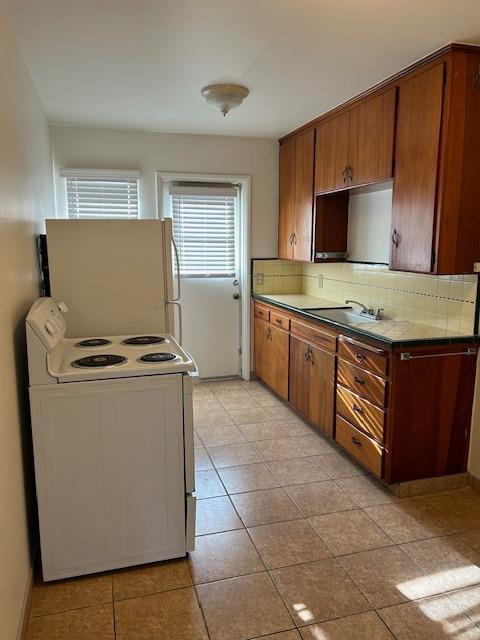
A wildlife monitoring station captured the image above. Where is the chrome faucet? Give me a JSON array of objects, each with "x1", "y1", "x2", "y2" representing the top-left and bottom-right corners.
[
  {"x1": 345, "y1": 300, "x2": 384, "y2": 320},
  {"x1": 345, "y1": 299, "x2": 369, "y2": 315}
]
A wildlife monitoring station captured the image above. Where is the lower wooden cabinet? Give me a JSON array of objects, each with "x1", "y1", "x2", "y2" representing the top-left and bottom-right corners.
[
  {"x1": 254, "y1": 301, "x2": 478, "y2": 484},
  {"x1": 289, "y1": 335, "x2": 335, "y2": 436},
  {"x1": 254, "y1": 315, "x2": 289, "y2": 400}
]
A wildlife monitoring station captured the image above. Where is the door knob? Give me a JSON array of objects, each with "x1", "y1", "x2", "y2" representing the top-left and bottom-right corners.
[
  {"x1": 233, "y1": 293, "x2": 240, "y2": 299},
  {"x1": 232, "y1": 279, "x2": 239, "y2": 286}
]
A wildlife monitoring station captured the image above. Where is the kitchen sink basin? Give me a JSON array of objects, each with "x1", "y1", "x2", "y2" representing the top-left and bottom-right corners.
[{"x1": 305, "y1": 308, "x2": 379, "y2": 324}]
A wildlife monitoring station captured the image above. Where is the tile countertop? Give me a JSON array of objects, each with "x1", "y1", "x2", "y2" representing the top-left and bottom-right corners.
[{"x1": 253, "y1": 293, "x2": 478, "y2": 348}]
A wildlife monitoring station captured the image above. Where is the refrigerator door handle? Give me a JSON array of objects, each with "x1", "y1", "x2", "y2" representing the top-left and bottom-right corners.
[
  {"x1": 168, "y1": 238, "x2": 181, "y2": 303},
  {"x1": 168, "y1": 301, "x2": 183, "y2": 346}
]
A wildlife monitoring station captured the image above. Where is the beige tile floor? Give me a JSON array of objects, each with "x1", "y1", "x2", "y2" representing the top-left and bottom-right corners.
[{"x1": 26, "y1": 379, "x2": 480, "y2": 639}]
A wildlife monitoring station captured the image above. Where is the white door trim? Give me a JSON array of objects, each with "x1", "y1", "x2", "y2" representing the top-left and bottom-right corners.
[{"x1": 156, "y1": 171, "x2": 251, "y2": 381}]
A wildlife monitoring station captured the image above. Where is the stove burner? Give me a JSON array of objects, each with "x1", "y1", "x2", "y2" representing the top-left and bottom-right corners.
[
  {"x1": 71, "y1": 354, "x2": 127, "y2": 368},
  {"x1": 75, "y1": 338, "x2": 112, "y2": 348},
  {"x1": 138, "y1": 352, "x2": 177, "y2": 363},
  {"x1": 122, "y1": 335, "x2": 166, "y2": 346}
]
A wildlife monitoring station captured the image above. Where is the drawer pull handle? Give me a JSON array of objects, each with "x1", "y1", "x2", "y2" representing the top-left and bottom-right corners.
[
  {"x1": 352, "y1": 404, "x2": 364, "y2": 413},
  {"x1": 351, "y1": 437, "x2": 362, "y2": 447},
  {"x1": 276, "y1": 319, "x2": 282, "y2": 324},
  {"x1": 353, "y1": 376, "x2": 365, "y2": 385},
  {"x1": 354, "y1": 352, "x2": 366, "y2": 361}
]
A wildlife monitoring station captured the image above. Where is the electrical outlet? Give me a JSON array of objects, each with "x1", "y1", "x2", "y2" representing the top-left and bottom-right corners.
[
  {"x1": 256, "y1": 273, "x2": 264, "y2": 285},
  {"x1": 317, "y1": 274, "x2": 323, "y2": 288}
]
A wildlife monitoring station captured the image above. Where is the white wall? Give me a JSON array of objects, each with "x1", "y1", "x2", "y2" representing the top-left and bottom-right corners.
[
  {"x1": 0, "y1": 2, "x2": 54, "y2": 637},
  {"x1": 347, "y1": 185, "x2": 392, "y2": 263},
  {"x1": 51, "y1": 126, "x2": 279, "y2": 258},
  {"x1": 469, "y1": 360, "x2": 480, "y2": 479}
]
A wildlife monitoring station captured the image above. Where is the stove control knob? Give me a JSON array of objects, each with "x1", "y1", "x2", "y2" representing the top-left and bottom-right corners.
[
  {"x1": 45, "y1": 320, "x2": 56, "y2": 336},
  {"x1": 57, "y1": 302, "x2": 69, "y2": 313}
]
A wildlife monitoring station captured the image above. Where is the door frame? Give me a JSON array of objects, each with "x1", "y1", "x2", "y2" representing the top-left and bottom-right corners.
[{"x1": 156, "y1": 171, "x2": 251, "y2": 380}]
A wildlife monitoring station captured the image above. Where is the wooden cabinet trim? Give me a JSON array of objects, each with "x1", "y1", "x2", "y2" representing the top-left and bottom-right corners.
[
  {"x1": 335, "y1": 415, "x2": 383, "y2": 477},
  {"x1": 291, "y1": 318, "x2": 337, "y2": 352},
  {"x1": 336, "y1": 384, "x2": 385, "y2": 443},
  {"x1": 337, "y1": 358, "x2": 386, "y2": 408},
  {"x1": 338, "y1": 335, "x2": 388, "y2": 376},
  {"x1": 254, "y1": 303, "x2": 271, "y2": 321},
  {"x1": 270, "y1": 310, "x2": 290, "y2": 331}
]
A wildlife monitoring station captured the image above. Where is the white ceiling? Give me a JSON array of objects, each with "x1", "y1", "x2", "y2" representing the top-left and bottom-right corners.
[{"x1": 6, "y1": 0, "x2": 480, "y2": 138}]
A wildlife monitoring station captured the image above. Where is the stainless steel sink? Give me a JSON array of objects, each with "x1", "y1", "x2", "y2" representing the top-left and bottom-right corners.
[{"x1": 305, "y1": 308, "x2": 379, "y2": 324}]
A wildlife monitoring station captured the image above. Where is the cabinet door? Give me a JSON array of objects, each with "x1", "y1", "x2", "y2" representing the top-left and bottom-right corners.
[
  {"x1": 289, "y1": 335, "x2": 310, "y2": 418},
  {"x1": 315, "y1": 111, "x2": 350, "y2": 193},
  {"x1": 268, "y1": 325, "x2": 289, "y2": 400},
  {"x1": 278, "y1": 138, "x2": 296, "y2": 259},
  {"x1": 254, "y1": 317, "x2": 270, "y2": 382},
  {"x1": 308, "y1": 344, "x2": 335, "y2": 436},
  {"x1": 349, "y1": 89, "x2": 396, "y2": 187},
  {"x1": 390, "y1": 64, "x2": 444, "y2": 272},
  {"x1": 293, "y1": 129, "x2": 315, "y2": 261}
]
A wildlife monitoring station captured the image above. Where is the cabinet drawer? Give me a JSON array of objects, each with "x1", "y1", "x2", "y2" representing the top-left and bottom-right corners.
[
  {"x1": 335, "y1": 415, "x2": 383, "y2": 477},
  {"x1": 254, "y1": 304, "x2": 270, "y2": 321},
  {"x1": 336, "y1": 384, "x2": 385, "y2": 442},
  {"x1": 337, "y1": 359, "x2": 386, "y2": 408},
  {"x1": 291, "y1": 319, "x2": 336, "y2": 352},
  {"x1": 270, "y1": 311, "x2": 290, "y2": 331},
  {"x1": 338, "y1": 336, "x2": 388, "y2": 376}
]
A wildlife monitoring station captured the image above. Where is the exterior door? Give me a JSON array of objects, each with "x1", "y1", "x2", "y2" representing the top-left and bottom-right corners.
[{"x1": 168, "y1": 184, "x2": 241, "y2": 378}]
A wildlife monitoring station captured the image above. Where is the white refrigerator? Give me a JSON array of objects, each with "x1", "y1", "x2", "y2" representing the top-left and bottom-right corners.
[{"x1": 45, "y1": 219, "x2": 181, "y2": 340}]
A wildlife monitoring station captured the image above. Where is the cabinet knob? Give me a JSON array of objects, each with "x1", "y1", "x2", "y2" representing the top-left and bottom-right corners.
[
  {"x1": 352, "y1": 404, "x2": 364, "y2": 414},
  {"x1": 353, "y1": 376, "x2": 365, "y2": 385},
  {"x1": 351, "y1": 437, "x2": 362, "y2": 447}
]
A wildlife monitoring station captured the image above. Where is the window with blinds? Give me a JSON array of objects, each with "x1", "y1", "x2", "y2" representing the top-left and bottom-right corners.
[
  {"x1": 169, "y1": 185, "x2": 237, "y2": 277},
  {"x1": 60, "y1": 169, "x2": 140, "y2": 219}
]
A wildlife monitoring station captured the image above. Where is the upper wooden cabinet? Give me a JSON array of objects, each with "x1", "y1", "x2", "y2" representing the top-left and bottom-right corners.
[
  {"x1": 390, "y1": 64, "x2": 444, "y2": 272},
  {"x1": 279, "y1": 43, "x2": 480, "y2": 273},
  {"x1": 314, "y1": 110, "x2": 351, "y2": 193},
  {"x1": 391, "y1": 49, "x2": 480, "y2": 273},
  {"x1": 278, "y1": 129, "x2": 315, "y2": 261},
  {"x1": 349, "y1": 89, "x2": 396, "y2": 188},
  {"x1": 314, "y1": 89, "x2": 396, "y2": 194}
]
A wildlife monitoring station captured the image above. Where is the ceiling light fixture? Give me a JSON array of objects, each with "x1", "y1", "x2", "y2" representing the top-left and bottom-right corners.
[{"x1": 201, "y1": 84, "x2": 249, "y2": 117}]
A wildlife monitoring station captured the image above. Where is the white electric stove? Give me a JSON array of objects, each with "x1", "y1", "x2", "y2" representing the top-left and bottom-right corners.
[{"x1": 27, "y1": 297, "x2": 197, "y2": 581}]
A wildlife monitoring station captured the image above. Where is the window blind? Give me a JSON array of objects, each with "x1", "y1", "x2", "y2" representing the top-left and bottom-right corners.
[
  {"x1": 61, "y1": 170, "x2": 140, "y2": 219},
  {"x1": 170, "y1": 186, "x2": 237, "y2": 277}
]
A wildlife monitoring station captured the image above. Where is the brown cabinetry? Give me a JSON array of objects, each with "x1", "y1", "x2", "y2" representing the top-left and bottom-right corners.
[
  {"x1": 289, "y1": 334, "x2": 335, "y2": 436},
  {"x1": 253, "y1": 306, "x2": 289, "y2": 400},
  {"x1": 253, "y1": 300, "x2": 477, "y2": 485},
  {"x1": 390, "y1": 64, "x2": 444, "y2": 272},
  {"x1": 278, "y1": 129, "x2": 315, "y2": 261},
  {"x1": 279, "y1": 43, "x2": 480, "y2": 273},
  {"x1": 391, "y1": 49, "x2": 480, "y2": 273},
  {"x1": 314, "y1": 89, "x2": 395, "y2": 194}
]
